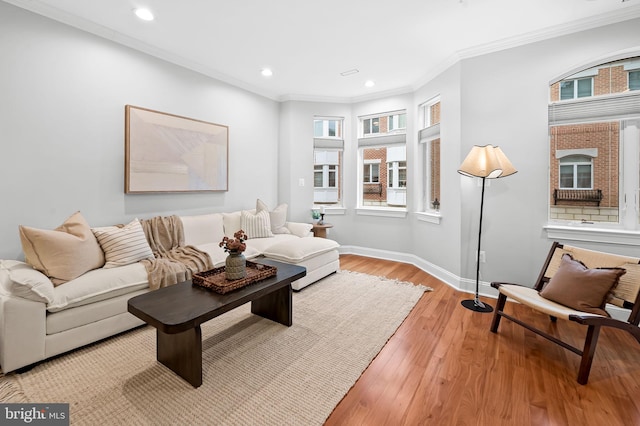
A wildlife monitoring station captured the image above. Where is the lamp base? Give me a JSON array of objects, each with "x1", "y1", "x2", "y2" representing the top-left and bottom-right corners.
[{"x1": 461, "y1": 299, "x2": 493, "y2": 313}]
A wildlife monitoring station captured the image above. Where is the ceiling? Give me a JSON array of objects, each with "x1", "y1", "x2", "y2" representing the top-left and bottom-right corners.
[{"x1": 5, "y1": 0, "x2": 640, "y2": 102}]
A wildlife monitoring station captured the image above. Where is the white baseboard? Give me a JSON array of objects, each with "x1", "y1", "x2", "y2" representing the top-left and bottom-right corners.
[
  {"x1": 338, "y1": 245, "x2": 499, "y2": 300},
  {"x1": 338, "y1": 245, "x2": 629, "y2": 321}
]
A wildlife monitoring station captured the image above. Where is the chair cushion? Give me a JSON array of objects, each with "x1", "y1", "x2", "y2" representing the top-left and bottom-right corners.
[
  {"x1": 19, "y1": 211, "x2": 105, "y2": 285},
  {"x1": 498, "y1": 284, "x2": 604, "y2": 320},
  {"x1": 539, "y1": 253, "x2": 625, "y2": 316}
]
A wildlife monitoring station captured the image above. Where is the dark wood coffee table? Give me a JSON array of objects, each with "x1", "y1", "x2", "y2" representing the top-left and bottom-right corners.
[{"x1": 127, "y1": 259, "x2": 306, "y2": 387}]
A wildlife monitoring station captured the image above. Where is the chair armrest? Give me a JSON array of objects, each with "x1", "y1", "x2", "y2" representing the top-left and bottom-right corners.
[
  {"x1": 570, "y1": 314, "x2": 640, "y2": 344},
  {"x1": 491, "y1": 281, "x2": 528, "y2": 290}
]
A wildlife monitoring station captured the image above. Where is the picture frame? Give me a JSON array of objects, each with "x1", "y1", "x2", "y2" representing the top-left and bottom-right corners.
[{"x1": 125, "y1": 105, "x2": 229, "y2": 193}]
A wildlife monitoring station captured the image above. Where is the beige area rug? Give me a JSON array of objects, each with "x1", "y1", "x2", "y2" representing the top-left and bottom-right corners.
[{"x1": 0, "y1": 271, "x2": 431, "y2": 425}]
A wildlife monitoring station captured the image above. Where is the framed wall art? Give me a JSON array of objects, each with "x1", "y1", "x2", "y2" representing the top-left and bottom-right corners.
[{"x1": 125, "y1": 105, "x2": 229, "y2": 193}]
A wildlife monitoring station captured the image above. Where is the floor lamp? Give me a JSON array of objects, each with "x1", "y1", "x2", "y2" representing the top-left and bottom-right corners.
[{"x1": 458, "y1": 145, "x2": 517, "y2": 313}]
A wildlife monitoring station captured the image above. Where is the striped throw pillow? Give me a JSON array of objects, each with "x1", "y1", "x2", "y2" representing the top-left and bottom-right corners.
[
  {"x1": 241, "y1": 210, "x2": 274, "y2": 239},
  {"x1": 92, "y1": 219, "x2": 154, "y2": 268}
]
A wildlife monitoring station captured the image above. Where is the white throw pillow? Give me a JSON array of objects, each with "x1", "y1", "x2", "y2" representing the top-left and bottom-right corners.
[
  {"x1": 223, "y1": 210, "x2": 255, "y2": 238},
  {"x1": 0, "y1": 259, "x2": 55, "y2": 303},
  {"x1": 92, "y1": 219, "x2": 154, "y2": 268},
  {"x1": 241, "y1": 210, "x2": 274, "y2": 239},
  {"x1": 256, "y1": 199, "x2": 291, "y2": 235},
  {"x1": 180, "y1": 213, "x2": 225, "y2": 246}
]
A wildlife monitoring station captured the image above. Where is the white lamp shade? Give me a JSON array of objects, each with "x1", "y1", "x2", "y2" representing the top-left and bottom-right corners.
[{"x1": 458, "y1": 145, "x2": 517, "y2": 179}]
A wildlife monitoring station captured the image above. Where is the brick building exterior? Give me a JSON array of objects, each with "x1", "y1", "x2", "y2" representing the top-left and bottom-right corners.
[
  {"x1": 363, "y1": 148, "x2": 388, "y2": 205},
  {"x1": 549, "y1": 122, "x2": 619, "y2": 208},
  {"x1": 548, "y1": 57, "x2": 639, "y2": 222}
]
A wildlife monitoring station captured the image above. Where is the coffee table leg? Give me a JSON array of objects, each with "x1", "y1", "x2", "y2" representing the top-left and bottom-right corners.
[
  {"x1": 157, "y1": 326, "x2": 202, "y2": 388},
  {"x1": 251, "y1": 284, "x2": 292, "y2": 326}
]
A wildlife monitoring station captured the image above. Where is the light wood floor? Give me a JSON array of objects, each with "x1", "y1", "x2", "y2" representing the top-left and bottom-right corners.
[{"x1": 325, "y1": 254, "x2": 640, "y2": 426}]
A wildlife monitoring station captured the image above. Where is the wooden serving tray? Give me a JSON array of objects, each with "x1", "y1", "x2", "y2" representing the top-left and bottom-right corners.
[{"x1": 192, "y1": 261, "x2": 277, "y2": 294}]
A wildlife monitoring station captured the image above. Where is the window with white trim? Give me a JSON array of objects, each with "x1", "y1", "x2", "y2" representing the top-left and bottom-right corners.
[
  {"x1": 559, "y1": 155, "x2": 593, "y2": 189},
  {"x1": 549, "y1": 56, "x2": 640, "y2": 228},
  {"x1": 363, "y1": 160, "x2": 380, "y2": 183},
  {"x1": 560, "y1": 77, "x2": 593, "y2": 100},
  {"x1": 630, "y1": 70, "x2": 640, "y2": 91},
  {"x1": 388, "y1": 161, "x2": 407, "y2": 188},
  {"x1": 314, "y1": 118, "x2": 342, "y2": 138},
  {"x1": 419, "y1": 97, "x2": 441, "y2": 212},
  {"x1": 313, "y1": 117, "x2": 343, "y2": 205},
  {"x1": 361, "y1": 111, "x2": 406, "y2": 137},
  {"x1": 358, "y1": 110, "x2": 407, "y2": 209}
]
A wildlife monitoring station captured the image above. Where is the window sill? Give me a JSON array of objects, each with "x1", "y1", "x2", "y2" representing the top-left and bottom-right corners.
[
  {"x1": 416, "y1": 211, "x2": 441, "y2": 224},
  {"x1": 323, "y1": 207, "x2": 346, "y2": 215},
  {"x1": 356, "y1": 207, "x2": 407, "y2": 218},
  {"x1": 543, "y1": 223, "x2": 640, "y2": 246}
]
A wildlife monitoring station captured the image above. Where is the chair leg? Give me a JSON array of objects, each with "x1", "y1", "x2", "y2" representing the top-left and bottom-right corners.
[
  {"x1": 577, "y1": 325, "x2": 601, "y2": 385},
  {"x1": 490, "y1": 293, "x2": 507, "y2": 333}
]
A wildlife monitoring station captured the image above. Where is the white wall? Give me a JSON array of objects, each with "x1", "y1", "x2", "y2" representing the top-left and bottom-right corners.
[
  {"x1": 0, "y1": 3, "x2": 280, "y2": 259},
  {"x1": 458, "y1": 18, "x2": 640, "y2": 288},
  {"x1": 278, "y1": 101, "x2": 352, "y2": 225}
]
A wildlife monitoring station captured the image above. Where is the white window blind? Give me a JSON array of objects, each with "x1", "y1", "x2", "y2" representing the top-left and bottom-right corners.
[{"x1": 549, "y1": 91, "x2": 640, "y2": 125}]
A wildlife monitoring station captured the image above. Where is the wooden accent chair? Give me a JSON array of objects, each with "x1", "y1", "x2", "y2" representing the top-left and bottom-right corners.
[{"x1": 490, "y1": 241, "x2": 640, "y2": 384}]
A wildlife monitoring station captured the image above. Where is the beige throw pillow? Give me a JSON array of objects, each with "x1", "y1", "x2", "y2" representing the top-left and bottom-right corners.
[
  {"x1": 92, "y1": 219, "x2": 154, "y2": 268},
  {"x1": 19, "y1": 211, "x2": 105, "y2": 286},
  {"x1": 539, "y1": 253, "x2": 626, "y2": 317},
  {"x1": 241, "y1": 210, "x2": 274, "y2": 239},
  {"x1": 256, "y1": 199, "x2": 291, "y2": 235}
]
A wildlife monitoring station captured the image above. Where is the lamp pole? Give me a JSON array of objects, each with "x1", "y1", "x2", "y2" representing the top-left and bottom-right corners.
[{"x1": 461, "y1": 176, "x2": 493, "y2": 312}]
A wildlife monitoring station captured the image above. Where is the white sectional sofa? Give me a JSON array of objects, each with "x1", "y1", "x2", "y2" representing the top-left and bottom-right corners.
[{"x1": 0, "y1": 207, "x2": 339, "y2": 373}]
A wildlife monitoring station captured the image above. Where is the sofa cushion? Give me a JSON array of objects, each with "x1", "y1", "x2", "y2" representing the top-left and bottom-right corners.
[
  {"x1": 257, "y1": 199, "x2": 291, "y2": 235},
  {"x1": 19, "y1": 211, "x2": 105, "y2": 285},
  {"x1": 180, "y1": 213, "x2": 225, "y2": 246},
  {"x1": 92, "y1": 219, "x2": 154, "y2": 268},
  {"x1": 262, "y1": 237, "x2": 339, "y2": 263},
  {"x1": 539, "y1": 253, "x2": 626, "y2": 317},
  {"x1": 47, "y1": 288, "x2": 150, "y2": 335},
  {"x1": 0, "y1": 259, "x2": 55, "y2": 304},
  {"x1": 47, "y1": 262, "x2": 149, "y2": 312},
  {"x1": 241, "y1": 210, "x2": 274, "y2": 239}
]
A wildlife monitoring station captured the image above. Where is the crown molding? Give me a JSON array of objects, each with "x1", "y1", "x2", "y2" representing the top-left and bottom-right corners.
[{"x1": 457, "y1": 4, "x2": 640, "y2": 60}]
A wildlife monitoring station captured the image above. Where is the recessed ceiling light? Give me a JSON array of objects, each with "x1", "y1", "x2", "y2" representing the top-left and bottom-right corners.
[
  {"x1": 261, "y1": 68, "x2": 273, "y2": 77},
  {"x1": 134, "y1": 8, "x2": 154, "y2": 21},
  {"x1": 364, "y1": 80, "x2": 375, "y2": 88}
]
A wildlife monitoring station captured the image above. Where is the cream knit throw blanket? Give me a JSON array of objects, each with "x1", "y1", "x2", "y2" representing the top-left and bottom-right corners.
[{"x1": 139, "y1": 215, "x2": 213, "y2": 290}]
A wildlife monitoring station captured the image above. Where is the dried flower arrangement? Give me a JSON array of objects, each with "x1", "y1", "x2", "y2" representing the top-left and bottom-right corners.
[{"x1": 219, "y1": 230, "x2": 248, "y2": 253}]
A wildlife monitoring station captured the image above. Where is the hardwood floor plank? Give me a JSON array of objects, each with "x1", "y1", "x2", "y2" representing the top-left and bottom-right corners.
[{"x1": 324, "y1": 254, "x2": 640, "y2": 426}]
